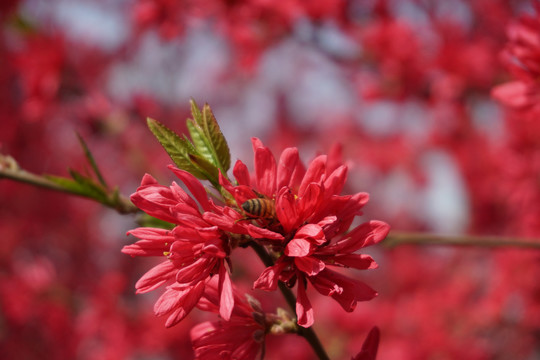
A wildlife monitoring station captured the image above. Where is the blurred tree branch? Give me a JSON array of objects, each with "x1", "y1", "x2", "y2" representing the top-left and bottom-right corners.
[
  {"x1": 384, "y1": 231, "x2": 540, "y2": 249},
  {"x1": 0, "y1": 154, "x2": 138, "y2": 214}
]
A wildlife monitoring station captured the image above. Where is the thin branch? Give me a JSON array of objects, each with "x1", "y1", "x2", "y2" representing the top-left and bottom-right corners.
[
  {"x1": 384, "y1": 231, "x2": 540, "y2": 249},
  {"x1": 0, "y1": 164, "x2": 138, "y2": 214},
  {"x1": 249, "y1": 242, "x2": 330, "y2": 360}
]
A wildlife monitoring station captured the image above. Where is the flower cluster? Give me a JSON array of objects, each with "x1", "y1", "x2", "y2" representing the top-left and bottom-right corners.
[
  {"x1": 492, "y1": 4, "x2": 540, "y2": 112},
  {"x1": 220, "y1": 138, "x2": 389, "y2": 327},
  {"x1": 122, "y1": 167, "x2": 235, "y2": 326},
  {"x1": 4, "y1": 1, "x2": 540, "y2": 359},
  {"x1": 123, "y1": 121, "x2": 388, "y2": 358}
]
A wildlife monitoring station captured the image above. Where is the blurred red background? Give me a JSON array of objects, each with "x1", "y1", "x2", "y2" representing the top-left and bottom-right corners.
[{"x1": 1, "y1": 0, "x2": 539, "y2": 359}]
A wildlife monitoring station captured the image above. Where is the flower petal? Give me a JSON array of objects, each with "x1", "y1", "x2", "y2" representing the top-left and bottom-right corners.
[
  {"x1": 298, "y1": 155, "x2": 326, "y2": 197},
  {"x1": 275, "y1": 187, "x2": 299, "y2": 233},
  {"x1": 295, "y1": 256, "x2": 325, "y2": 276},
  {"x1": 135, "y1": 260, "x2": 176, "y2": 293},
  {"x1": 285, "y1": 237, "x2": 313, "y2": 257},
  {"x1": 175, "y1": 257, "x2": 213, "y2": 284},
  {"x1": 123, "y1": 228, "x2": 174, "y2": 257},
  {"x1": 333, "y1": 254, "x2": 378, "y2": 270},
  {"x1": 310, "y1": 269, "x2": 377, "y2": 312},
  {"x1": 246, "y1": 224, "x2": 284, "y2": 241},
  {"x1": 162, "y1": 282, "x2": 206, "y2": 328},
  {"x1": 169, "y1": 166, "x2": 214, "y2": 212},
  {"x1": 297, "y1": 183, "x2": 322, "y2": 221},
  {"x1": 233, "y1": 160, "x2": 251, "y2": 186},
  {"x1": 254, "y1": 146, "x2": 277, "y2": 197},
  {"x1": 324, "y1": 165, "x2": 348, "y2": 197},
  {"x1": 491, "y1": 81, "x2": 536, "y2": 108},
  {"x1": 352, "y1": 327, "x2": 380, "y2": 360},
  {"x1": 253, "y1": 262, "x2": 288, "y2": 291},
  {"x1": 218, "y1": 264, "x2": 234, "y2": 321},
  {"x1": 296, "y1": 280, "x2": 314, "y2": 328},
  {"x1": 322, "y1": 221, "x2": 390, "y2": 254},
  {"x1": 277, "y1": 147, "x2": 299, "y2": 190}
]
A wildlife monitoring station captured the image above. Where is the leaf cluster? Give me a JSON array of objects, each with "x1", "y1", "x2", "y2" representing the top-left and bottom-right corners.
[{"x1": 147, "y1": 99, "x2": 231, "y2": 190}]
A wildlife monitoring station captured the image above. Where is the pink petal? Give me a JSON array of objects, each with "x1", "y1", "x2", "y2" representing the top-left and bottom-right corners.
[
  {"x1": 123, "y1": 228, "x2": 174, "y2": 257},
  {"x1": 352, "y1": 327, "x2": 380, "y2": 360},
  {"x1": 285, "y1": 237, "x2": 313, "y2": 257},
  {"x1": 218, "y1": 264, "x2": 234, "y2": 321},
  {"x1": 154, "y1": 284, "x2": 193, "y2": 316},
  {"x1": 135, "y1": 260, "x2": 176, "y2": 293},
  {"x1": 130, "y1": 185, "x2": 178, "y2": 224},
  {"x1": 190, "y1": 321, "x2": 218, "y2": 342},
  {"x1": 172, "y1": 201, "x2": 202, "y2": 218},
  {"x1": 324, "y1": 221, "x2": 390, "y2": 254},
  {"x1": 296, "y1": 281, "x2": 314, "y2": 328},
  {"x1": 175, "y1": 257, "x2": 213, "y2": 284},
  {"x1": 246, "y1": 224, "x2": 284, "y2": 241},
  {"x1": 491, "y1": 81, "x2": 536, "y2": 108},
  {"x1": 296, "y1": 223, "x2": 325, "y2": 242},
  {"x1": 298, "y1": 155, "x2": 326, "y2": 197},
  {"x1": 126, "y1": 227, "x2": 174, "y2": 241},
  {"x1": 170, "y1": 181, "x2": 199, "y2": 209},
  {"x1": 203, "y1": 211, "x2": 244, "y2": 233},
  {"x1": 233, "y1": 160, "x2": 251, "y2": 186},
  {"x1": 253, "y1": 262, "x2": 287, "y2": 291},
  {"x1": 169, "y1": 166, "x2": 214, "y2": 212},
  {"x1": 122, "y1": 240, "x2": 170, "y2": 257},
  {"x1": 140, "y1": 173, "x2": 158, "y2": 186},
  {"x1": 324, "y1": 165, "x2": 348, "y2": 196},
  {"x1": 295, "y1": 256, "x2": 325, "y2": 276},
  {"x1": 334, "y1": 254, "x2": 378, "y2": 270},
  {"x1": 297, "y1": 183, "x2": 322, "y2": 221},
  {"x1": 251, "y1": 137, "x2": 265, "y2": 150},
  {"x1": 275, "y1": 187, "x2": 299, "y2": 233},
  {"x1": 289, "y1": 157, "x2": 306, "y2": 190},
  {"x1": 219, "y1": 171, "x2": 235, "y2": 194},
  {"x1": 254, "y1": 147, "x2": 277, "y2": 197},
  {"x1": 163, "y1": 282, "x2": 206, "y2": 327},
  {"x1": 311, "y1": 269, "x2": 377, "y2": 312},
  {"x1": 276, "y1": 147, "x2": 300, "y2": 190}
]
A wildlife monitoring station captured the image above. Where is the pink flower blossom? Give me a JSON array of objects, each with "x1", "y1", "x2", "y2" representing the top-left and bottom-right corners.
[
  {"x1": 492, "y1": 6, "x2": 540, "y2": 111},
  {"x1": 190, "y1": 280, "x2": 267, "y2": 360},
  {"x1": 352, "y1": 327, "x2": 380, "y2": 360},
  {"x1": 122, "y1": 166, "x2": 235, "y2": 327},
  {"x1": 221, "y1": 138, "x2": 390, "y2": 327}
]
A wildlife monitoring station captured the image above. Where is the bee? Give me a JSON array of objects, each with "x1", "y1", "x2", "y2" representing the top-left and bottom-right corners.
[{"x1": 241, "y1": 198, "x2": 276, "y2": 219}]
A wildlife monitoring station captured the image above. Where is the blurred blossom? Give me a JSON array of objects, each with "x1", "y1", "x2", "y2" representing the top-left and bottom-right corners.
[
  {"x1": 1, "y1": 0, "x2": 540, "y2": 359},
  {"x1": 420, "y1": 150, "x2": 470, "y2": 234}
]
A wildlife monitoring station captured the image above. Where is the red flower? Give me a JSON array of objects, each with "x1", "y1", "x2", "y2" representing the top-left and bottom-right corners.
[
  {"x1": 122, "y1": 166, "x2": 235, "y2": 327},
  {"x1": 190, "y1": 279, "x2": 267, "y2": 360},
  {"x1": 492, "y1": 6, "x2": 540, "y2": 111},
  {"x1": 221, "y1": 138, "x2": 390, "y2": 327},
  {"x1": 352, "y1": 327, "x2": 380, "y2": 360}
]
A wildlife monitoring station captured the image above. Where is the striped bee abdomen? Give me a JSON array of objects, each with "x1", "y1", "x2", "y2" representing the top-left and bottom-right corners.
[{"x1": 241, "y1": 198, "x2": 275, "y2": 219}]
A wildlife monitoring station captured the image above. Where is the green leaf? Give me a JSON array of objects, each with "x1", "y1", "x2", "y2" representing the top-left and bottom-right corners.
[
  {"x1": 186, "y1": 119, "x2": 214, "y2": 165},
  {"x1": 146, "y1": 117, "x2": 208, "y2": 179},
  {"x1": 201, "y1": 103, "x2": 231, "y2": 172},
  {"x1": 190, "y1": 99, "x2": 203, "y2": 123},
  {"x1": 76, "y1": 133, "x2": 108, "y2": 188},
  {"x1": 188, "y1": 99, "x2": 231, "y2": 174},
  {"x1": 45, "y1": 173, "x2": 107, "y2": 203},
  {"x1": 188, "y1": 153, "x2": 219, "y2": 184}
]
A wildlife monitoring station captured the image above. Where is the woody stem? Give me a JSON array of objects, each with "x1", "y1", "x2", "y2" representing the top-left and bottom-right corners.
[
  {"x1": 384, "y1": 231, "x2": 540, "y2": 249},
  {"x1": 0, "y1": 165, "x2": 138, "y2": 214},
  {"x1": 249, "y1": 242, "x2": 330, "y2": 360}
]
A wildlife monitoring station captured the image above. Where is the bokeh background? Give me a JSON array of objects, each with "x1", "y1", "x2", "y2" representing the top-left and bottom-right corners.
[{"x1": 1, "y1": 0, "x2": 540, "y2": 359}]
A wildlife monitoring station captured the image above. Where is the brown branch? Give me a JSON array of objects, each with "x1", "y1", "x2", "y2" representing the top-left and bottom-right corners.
[
  {"x1": 384, "y1": 231, "x2": 540, "y2": 249},
  {"x1": 0, "y1": 160, "x2": 138, "y2": 214}
]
